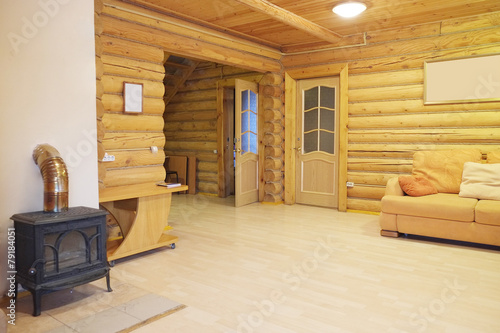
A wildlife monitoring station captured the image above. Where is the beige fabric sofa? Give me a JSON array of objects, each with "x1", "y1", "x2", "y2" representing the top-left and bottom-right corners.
[{"x1": 379, "y1": 149, "x2": 500, "y2": 247}]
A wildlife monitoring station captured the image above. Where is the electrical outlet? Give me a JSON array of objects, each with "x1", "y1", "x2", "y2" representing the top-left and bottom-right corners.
[
  {"x1": 102, "y1": 153, "x2": 115, "y2": 162},
  {"x1": 346, "y1": 182, "x2": 354, "y2": 188}
]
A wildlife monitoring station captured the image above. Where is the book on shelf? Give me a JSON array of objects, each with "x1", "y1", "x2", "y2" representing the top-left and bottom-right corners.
[{"x1": 157, "y1": 182, "x2": 182, "y2": 188}]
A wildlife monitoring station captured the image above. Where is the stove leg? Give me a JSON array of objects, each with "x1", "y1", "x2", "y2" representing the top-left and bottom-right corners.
[
  {"x1": 32, "y1": 291, "x2": 41, "y2": 317},
  {"x1": 106, "y1": 272, "x2": 112, "y2": 292}
]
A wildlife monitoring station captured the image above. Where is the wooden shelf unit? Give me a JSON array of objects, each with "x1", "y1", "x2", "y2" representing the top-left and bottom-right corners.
[{"x1": 99, "y1": 183, "x2": 188, "y2": 263}]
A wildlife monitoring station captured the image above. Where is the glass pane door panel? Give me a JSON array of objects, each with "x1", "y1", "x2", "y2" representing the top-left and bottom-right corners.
[
  {"x1": 242, "y1": 90, "x2": 249, "y2": 110},
  {"x1": 249, "y1": 132, "x2": 258, "y2": 154},
  {"x1": 304, "y1": 87, "x2": 318, "y2": 110},
  {"x1": 242, "y1": 132, "x2": 249, "y2": 153},
  {"x1": 249, "y1": 90, "x2": 257, "y2": 112},
  {"x1": 240, "y1": 89, "x2": 258, "y2": 156},
  {"x1": 304, "y1": 109, "x2": 318, "y2": 132},
  {"x1": 320, "y1": 109, "x2": 335, "y2": 131},
  {"x1": 320, "y1": 132, "x2": 335, "y2": 154},
  {"x1": 249, "y1": 111, "x2": 257, "y2": 132},
  {"x1": 304, "y1": 132, "x2": 318, "y2": 153},
  {"x1": 242, "y1": 111, "x2": 249, "y2": 132},
  {"x1": 320, "y1": 86, "x2": 335, "y2": 108}
]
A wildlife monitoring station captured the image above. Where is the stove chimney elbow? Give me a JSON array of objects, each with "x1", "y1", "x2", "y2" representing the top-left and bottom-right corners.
[{"x1": 33, "y1": 144, "x2": 69, "y2": 212}]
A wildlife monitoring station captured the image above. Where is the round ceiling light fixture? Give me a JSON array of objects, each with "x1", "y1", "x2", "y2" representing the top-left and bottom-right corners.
[{"x1": 332, "y1": 2, "x2": 367, "y2": 18}]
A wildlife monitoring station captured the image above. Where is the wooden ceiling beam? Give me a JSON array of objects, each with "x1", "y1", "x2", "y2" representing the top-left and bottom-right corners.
[{"x1": 233, "y1": 0, "x2": 343, "y2": 44}]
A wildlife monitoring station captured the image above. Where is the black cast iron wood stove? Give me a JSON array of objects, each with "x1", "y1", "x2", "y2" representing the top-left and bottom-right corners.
[{"x1": 11, "y1": 206, "x2": 112, "y2": 316}]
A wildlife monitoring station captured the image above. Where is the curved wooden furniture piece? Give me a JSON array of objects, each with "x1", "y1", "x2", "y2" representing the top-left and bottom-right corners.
[{"x1": 99, "y1": 183, "x2": 188, "y2": 262}]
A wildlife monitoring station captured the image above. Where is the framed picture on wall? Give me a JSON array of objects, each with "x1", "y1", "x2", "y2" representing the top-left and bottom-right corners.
[
  {"x1": 424, "y1": 54, "x2": 500, "y2": 104},
  {"x1": 124, "y1": 82, "x2": 143, "y2": 113}
]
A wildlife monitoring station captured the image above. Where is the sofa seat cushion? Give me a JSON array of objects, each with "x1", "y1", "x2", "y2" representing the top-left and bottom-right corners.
[
  {"x1": 475, "y1": 200, "x2": 500, "y2": 226},
  {"x1": 381, "y1": 193, "x2": 477, "y2": 222}
]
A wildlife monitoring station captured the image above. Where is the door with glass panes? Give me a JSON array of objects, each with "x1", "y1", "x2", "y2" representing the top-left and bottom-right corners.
[
  {"x1": 235, "y1": 79, "x2": 259, "y2": 207},
  {"x1": 296, "y1": 77, "x2": 339, "y2": 208}
]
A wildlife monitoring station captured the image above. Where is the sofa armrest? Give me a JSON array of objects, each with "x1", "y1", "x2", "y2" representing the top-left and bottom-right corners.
[{"x1": 385, "y1": 177, "x2": 404, "y2": 196}]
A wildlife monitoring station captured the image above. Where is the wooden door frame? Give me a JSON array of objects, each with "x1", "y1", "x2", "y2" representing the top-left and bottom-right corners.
[
  {"x1": 284, "y1": 64, "x2": 349, "y2": 211},
  {"x1": 216, "y1": 85, "x2": 235, "y2": 198}
]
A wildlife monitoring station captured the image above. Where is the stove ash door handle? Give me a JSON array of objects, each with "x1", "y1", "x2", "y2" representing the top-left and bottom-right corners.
[{"x1": 28, "y1": 259, "x2": 46, "y2": 275}]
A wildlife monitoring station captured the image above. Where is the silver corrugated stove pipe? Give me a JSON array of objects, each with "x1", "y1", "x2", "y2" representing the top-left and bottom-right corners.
[{"x1": 32, "y1": 144, "x2": 69, "y2": 212}]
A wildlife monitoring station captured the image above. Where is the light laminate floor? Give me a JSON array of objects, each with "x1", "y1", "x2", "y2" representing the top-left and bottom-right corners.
[{"x1": 12, "y1": 195, "x2": 500, "y2": 332}]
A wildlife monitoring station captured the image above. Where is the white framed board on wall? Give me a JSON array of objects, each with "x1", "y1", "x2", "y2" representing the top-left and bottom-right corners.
[
  {"x1": 424, "y1": 54, "x2": 500, "y2": 105},
  {"x1": 123, "y1": 82, "x2": 144, "y2": 113}
]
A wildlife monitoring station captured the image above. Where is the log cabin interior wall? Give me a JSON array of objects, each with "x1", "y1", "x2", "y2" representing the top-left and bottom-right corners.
[
  {"x1": 96, "y1": 0, "x2": 500, "y2": 211},
  {"x1": 283, "y1": 12, "x2": 500, "y2": 212},
  {"x1": 164, "y1": 66, "x2": 284, "y2": 199},
  {"x1": 164, "y1": 66, "x2": 285, "y2": 198},
  {"x1": 95, "y1": 0, "x2": 282, "y2": 199},
  {"x1": 96, "y1": 0, "x2": 168, "y2": 194},
  {"x1": 164, "y1": 62, "x2": 263, "y2": 195}
]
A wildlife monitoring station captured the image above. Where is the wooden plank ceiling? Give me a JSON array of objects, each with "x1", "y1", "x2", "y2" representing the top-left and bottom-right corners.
[{"x1": 126, "y1": 0, "x2": 500, "y2": 53}]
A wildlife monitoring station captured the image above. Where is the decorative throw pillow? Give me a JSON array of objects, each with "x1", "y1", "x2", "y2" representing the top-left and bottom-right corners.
[
  {"x1": 412, "y1": 149, "x2": 482, "y2": 194},
  {"x1": 459, "y1": 162, "x2": 500, "y2": 200},
  {"x1": 398, "y1": 175, "x2": 438, "y2": 196}
]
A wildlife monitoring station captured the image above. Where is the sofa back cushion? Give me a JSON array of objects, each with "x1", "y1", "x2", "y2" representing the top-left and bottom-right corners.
[
  {"x1": 412, "y1": 149, "x2": 482, "y2": 193},
  {"x1": 459, "y1": 162, "x2": 500, "y2": 200}
]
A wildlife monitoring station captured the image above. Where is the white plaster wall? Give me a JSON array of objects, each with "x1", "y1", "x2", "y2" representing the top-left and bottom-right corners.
[{"x1": 0, "y1": 0, "x2": 97, "y2": 295}]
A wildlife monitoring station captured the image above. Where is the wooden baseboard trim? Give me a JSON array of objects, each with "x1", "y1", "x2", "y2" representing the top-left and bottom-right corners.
[
  {"x1": 261, "y1": 201, "x2": 284, "y2": 205},
  {"x1": 347, "y1": 209, "x2": 380, "y2": 216}
]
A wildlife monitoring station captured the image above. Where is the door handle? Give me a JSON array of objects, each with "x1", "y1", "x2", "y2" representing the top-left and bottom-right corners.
[
  {"x1": 294, "y1": 147, "x2": 302, "y2": 152},
  {"x1": 234, "y1": 148, "x2": 241, "y2": 153}
]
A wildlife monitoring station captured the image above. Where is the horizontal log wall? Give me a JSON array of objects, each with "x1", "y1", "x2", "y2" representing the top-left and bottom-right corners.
[
  {"x1": 282, "y1": 12, "x2": 500, "y2": 212},
  {"x1": 97, "y1": 3, "x2": 166, "y2": 192},
  {"x1": 98, "y1": 0, "x2": 280, "y2": 198},
  {"x1": 103, "y1": 0, "x2": 281, "y2": 72},
  {"x1": 165, "y1": 62, "x2": 263, "y2": 194},
  {"x1": 260, "y1": 73, "x2": 285, "y2": 203}
]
